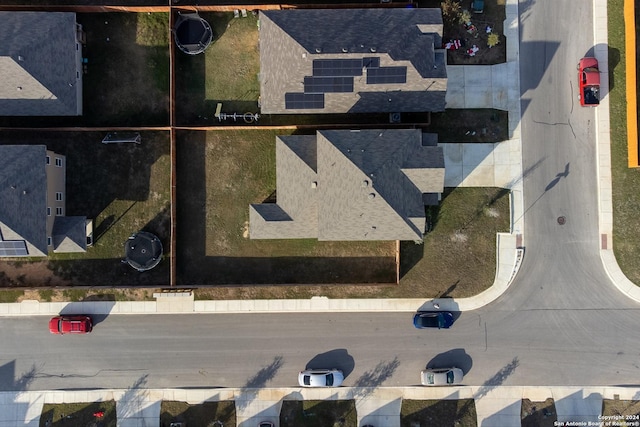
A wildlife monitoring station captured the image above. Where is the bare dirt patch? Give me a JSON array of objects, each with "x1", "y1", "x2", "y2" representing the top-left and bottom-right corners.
[
  {"x1": 521, "y1": 398, "x2": 557, "y2": 427},
  {"x1": 602, "y1": 399, "x2": 640, "y2": 420},
  {"x1": 401, "y1": 399, "x2": 477, "y2": 427}
]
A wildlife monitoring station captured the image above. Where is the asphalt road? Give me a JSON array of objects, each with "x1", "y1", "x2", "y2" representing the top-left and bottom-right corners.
[
  {"x1": 2, "y1": 307, "x2": 640, "y2": 391},
  {"x1": 1, "y1": 1, "x2": 638, "y2": 393}
]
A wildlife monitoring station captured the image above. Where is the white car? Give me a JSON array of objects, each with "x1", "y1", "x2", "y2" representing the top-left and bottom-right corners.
[
  {"x1": 298, "y1": 368, "x2": 344, "y2": 387},
  {"x1": 421, "y1": 367, "x2": 463, "y2": 386}
]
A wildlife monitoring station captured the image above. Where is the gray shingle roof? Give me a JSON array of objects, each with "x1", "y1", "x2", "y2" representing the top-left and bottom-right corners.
[
  {"x1": 0, "y1": 12, "x2": 81, "y2": 116},
  {"x1": 0, "y1": 145, "x2": 47, "y2": 256},
  {"x1": 53, "y1": 216, "x2": 87, "y2": 253},
  {"x1": 250, "y1": 129, "x2": 444, "y2": 241},
  {"x1": 259, "y1": 8, "x2": 447, "y2": 114}
]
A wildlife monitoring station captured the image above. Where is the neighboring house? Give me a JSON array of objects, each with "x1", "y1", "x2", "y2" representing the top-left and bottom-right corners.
[
  {"x1": 0, "y1": 12, "x2": 84, "y2": 116},
  {"x1": 0, "y1": 145, "x2": 89, "y2": 257},
  {"x1": 258, "y1": 8, "x2": 447, "y2": 114},
  {"x1": 249, "y1": 129, "x2": 445, "y2": 241}
]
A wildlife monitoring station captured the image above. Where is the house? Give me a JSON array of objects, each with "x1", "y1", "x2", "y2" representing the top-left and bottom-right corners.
[
  {"x1": 249, "y1": 129, "x2": 445, "y2": 241},
  {"x1": 0, "y1": 145, "x2": 89, "y2": 257},
  {"x1": 258, "y1": 8, "x2": 447, "y2": 114},
  {"x1": 0, "y1": 12, "x2": 84, "y2": 116}
]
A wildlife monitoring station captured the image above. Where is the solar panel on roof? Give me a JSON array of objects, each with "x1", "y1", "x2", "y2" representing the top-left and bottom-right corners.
[
  {"x1": 362, "y1": 57, "x2": 380, "y2": 69},
  {"x1": 312, "y1": 59, "x2": 363, "y2": 77},
  {"x1": 304, "y1": 76, "x2": 354, "y2": 93},
  {"x1": 285, "y1": 93, "x2": 325, "y2": 109},
  {"x1": 0, "y1": 240, "x2": 28, "y2": 257},
  {"x1": 367, "y1": 66, "x2": 407, "y2": 84}
]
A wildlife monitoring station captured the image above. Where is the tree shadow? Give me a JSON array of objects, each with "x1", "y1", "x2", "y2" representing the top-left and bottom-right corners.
[
  {"x1": 117, "y1": 374, "x2": 149, "y2": 420},
  {"x1": 352, "y1": 357, "x2": 400, "y2": 398},
  {"x1": 427, "y1": 348, "x2": 473, "y2": 375},
  {"x1": 305, "y1": 349, "x2": 355, "y2": 378},
  {"x1": 544, "y1": 162, "x2": 570, "y2": 192},
  {"x1": 237, "y1": 355, "x2": 284, "y2": 410},
  {"x1": 474, "y1": 357, "x2": 519, "y2": 400}
]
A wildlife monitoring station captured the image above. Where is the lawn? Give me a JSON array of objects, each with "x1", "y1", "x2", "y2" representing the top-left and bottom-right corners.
[
  {"x1": 280, "y1": 400, "x2": 357, "y2": 427},
  {"x1": 176, "y1": 129, "x2": 397, "y2": 286},
  {"x1": 160, "y1": 400, "x2": 236, "y2": 427},
  {"x1": 401, "y1": 399, "x2": 477, "y2": 427},
  {"x1": 609, "y1": 0, "x2": 640, "y2": 286},
  {"x1": 174, "y1": 12, "x2": 260, "y2": 126},
  {"x1": 79, "y1": 12, "x2": 170, "y2": 126},
  {"x1": 602, "y1": 399, "x2": 640, "y2": 419},
  {"x1": 40, "y1": 401, "x2": 116, "y2": 427},
  {"x1": 0, "y1": 131, "x2": 171, "y2": 287}
]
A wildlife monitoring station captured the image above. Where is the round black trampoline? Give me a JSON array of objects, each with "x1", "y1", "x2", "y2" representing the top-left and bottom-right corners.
[
  {"x1": 124, "y1": 231, "x2": 163, "y2": 272},
  {"x1": 174, "y1": 13, "x2": 213, "y2": 55}
]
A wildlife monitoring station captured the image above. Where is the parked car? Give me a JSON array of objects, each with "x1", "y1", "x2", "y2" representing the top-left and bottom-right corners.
[
  {"x1": 298, "y1": 368, "x2": 344, "y2": 387},
  {"x1": 48, "y1": 315, "x2": 93, "y2": 335},
  {"x1": 413, "y1": 311, "x2": 454, "y2": 329},
  {"x1": 578, "y1": 57, "x2": 600, "y2": 106},
  {"x1": 471, "y1": 0, "x2": 484, "y2": 13},
  {"x1": 421, "y1": 367, "x2": 464, "y2": 386}
]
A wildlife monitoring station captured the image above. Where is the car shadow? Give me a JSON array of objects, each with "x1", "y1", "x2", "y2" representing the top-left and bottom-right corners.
[
  {"x1": 305, "y1": 349, "x2": 355, "y2": 379},
  {"x1": 426, "y1": 348, "x2": 473, "y2": 375},
  {"x1": 59, "y1": 295, "x2": 116, "y2": 327}
]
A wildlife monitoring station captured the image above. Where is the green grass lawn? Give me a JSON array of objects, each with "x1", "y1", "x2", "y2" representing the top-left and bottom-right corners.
[
  {"x1": 160, "y1": 401, "x2": 236, "y2": 427},
  {"x1": 176, "y1": 129, "x2": 396, "y2": 286},
  {"x1": 608, "y1": 0, "x2": 640, "y2": 285},
  {"x1": 40, "y1": 401, "x2": 116, "y2": 427},
  {"x1": 175, "y1": 12, "x2": 260, "y2": 125},
  {"x1": 0, "y1": 131, "x2": 171, "y2": 287},
  {"x1": 79, "y1": 12, "x2": 170, "y2": 126},
  {"x1": 280, "y1": 400, "x2": 357, "y2": 427},
  {"x1": 401, "y1": 399, "x2": 477, "y2": 427}
]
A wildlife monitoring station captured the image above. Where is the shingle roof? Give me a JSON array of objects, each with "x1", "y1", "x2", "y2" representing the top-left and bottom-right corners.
[
  {"x1": 53, "y1": 216, "x2": 87, "y2": 253},
  {"x1": 259, "y1": 8, "x2": 447, "y2": 114},
  {"x1": 0, "y1": 12, "x2": 81, "y2": 116},
  {"x1": 0, "y1": 145, "x2": 47, "y2": 256},
  {"x1": 250, "y1": 129, "x2": 445, "y2": 241}
]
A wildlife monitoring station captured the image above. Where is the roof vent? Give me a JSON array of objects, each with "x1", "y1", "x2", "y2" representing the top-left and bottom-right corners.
[
  {"x1": 368, "y1": 193, "x2": 376, "y2": 199},
  {"x1": 302, "y1": 52, "x2": 307, "y2": 58},
  {"x1": 342, "y1": 47, "x2": 348, "y2": 53},
  {"x1": 315, "y1": 48, "x2": 322, "y2": 53},
  {"x1": 362, "y1": 180, "x2": 369, "y2": 188},
  {"x1": 311, "y1": 181, "x2": 318, "y2": 189},
  {"x1": 22, "y1": 190, "x2": 27, "y2": 195},
  {"x1": 16, "y1": 86, "x2": 22, "y2": 91},
  {"x1": 370, "y1": 47, "x2": 377, "y2": 52},
  {"x1": 18, "y1": 55, "x2": 24, "y2": 61}
]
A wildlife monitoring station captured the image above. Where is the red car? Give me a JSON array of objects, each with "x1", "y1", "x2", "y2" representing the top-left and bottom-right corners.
[
  {"x1": 49, "y1": 315, "x2": 93, "y2": 335},
  {"x1": 578, "y1": 57, "x2": 600, "y2": 107}
]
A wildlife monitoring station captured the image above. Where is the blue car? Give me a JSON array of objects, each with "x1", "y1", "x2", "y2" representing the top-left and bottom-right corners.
[{"x1": 413, "y1": 311, "x2": 454, "y2": 329}]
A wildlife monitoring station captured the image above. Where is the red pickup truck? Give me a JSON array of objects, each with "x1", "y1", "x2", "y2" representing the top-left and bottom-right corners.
[{"x1": 578, "y1": 57, "x2": 600, "y2": 107}]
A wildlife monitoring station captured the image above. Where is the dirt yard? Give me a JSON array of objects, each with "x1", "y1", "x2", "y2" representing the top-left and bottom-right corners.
[
  {"x1": 521, "y1": 399, "x2": 557, "y2": 427},
  {"x1": 420, "y1": 0, "x2": 507, "y2": 65}
]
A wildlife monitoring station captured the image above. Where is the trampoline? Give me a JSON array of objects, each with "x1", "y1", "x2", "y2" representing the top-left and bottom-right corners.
[
  {"x1": 173, "y1": 13, "x2": 213, "y2": 55},
  {"x1": 124, "y1": 231, "x2": 163, "y2": 272}
]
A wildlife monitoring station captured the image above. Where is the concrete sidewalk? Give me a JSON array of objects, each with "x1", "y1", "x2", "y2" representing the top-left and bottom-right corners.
[{"x1": 4, "y1": 385, "x2": 637, "y2": 427}]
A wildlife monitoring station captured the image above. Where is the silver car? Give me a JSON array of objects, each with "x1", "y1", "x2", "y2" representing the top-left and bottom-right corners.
[
  {"x1": 420, "y1": 367, "x2": 463, "y2": 386},
  {"x1": 298, "y1": 368, "x2": 344, "y2": 387}
]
